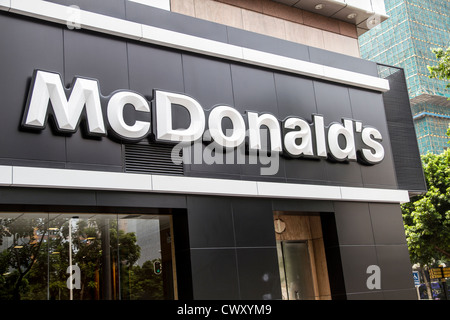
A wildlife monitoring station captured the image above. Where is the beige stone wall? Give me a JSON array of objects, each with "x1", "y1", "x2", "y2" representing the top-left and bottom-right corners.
[{"x1": 171, "y1": 0, "x2": 360, "y2": 57}]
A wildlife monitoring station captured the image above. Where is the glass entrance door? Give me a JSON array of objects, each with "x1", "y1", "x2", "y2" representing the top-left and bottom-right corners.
[
  {"x1": 274, "y1": 213, "x2": 332, "y2": 300},
  {"x1": 277, "y1": 241, "x2": 315, "y2": 300}
]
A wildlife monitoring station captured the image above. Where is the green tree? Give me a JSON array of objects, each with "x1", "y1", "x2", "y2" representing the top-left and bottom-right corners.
[{"x1": 401, "y1": 129, "x2": 450, "y2": 297}]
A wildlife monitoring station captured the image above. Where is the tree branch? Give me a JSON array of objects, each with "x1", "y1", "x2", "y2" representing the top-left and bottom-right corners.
[{"x1": 434, "y1": 245, "x2": 450, "y2": 258}]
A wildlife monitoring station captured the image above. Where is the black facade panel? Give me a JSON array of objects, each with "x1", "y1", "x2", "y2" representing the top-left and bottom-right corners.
[
  {"x1": 348, "y1": 88, "x2": 398, "y2": 188},
  {"x1": 63, "y1": 29, "x2": 127, "y2": 169},
  {"x1": 381, "y1": 67, "x2": 427, "y2": 193},
  {"x1": 314, "y1": 82, "x2": 364, "y2": 187},
  {"x1": 0, "y1": 14, "x2": 66, "y2": 163},
  {"x1": 227, "y1": 26, "x2": 310, "y2": 61},
  {"x1": 333, "y1": 201, "x2": 416, "y2": 299},
  {"x1": 376, "y1": 244, "x2": 416, "y2": 292},
  {"x1": 320, "y1": 212, "x2": 346, "y2": 299},
  {"x1": 127, "y1": 42, "x2": 185, "y2": 97},
  {"x1": 230, "y1": 64, "x2": 280, "y2": 115},
  {"x1": 182, "y1": 54, "x2": 235, "y2": 110},
  {"x1": 272, "y1": 199, "x2": 334, "y2": 212},
  {"x1": 236, "y1": 247, "x2": 282, "y2": 300},
  {"x1": 186, "y1": 196, "x2": 282, "y2": 300},
  {"x1": 190, "y1": 248, "x2": 240, "y2": 299},
  {"x1": 274, "y1": 73, "x2": 318, "y2": 119},
  {"x1": 231, "y1": 198, "x2": 277, "y2": 248},
  {"x1": 0, "y1": 187, "x2": 187, "y2": 209},
  {"x1": 63, "y1": 29, "x2": 129, "y2": 93},
  {"x1": 369, "y1": 203, "x2": 408, "y2": 245},
  {"x1": 332, "y1": 202, "x2": 374, "y2": 245},
  {"x1": 186, "y1": 196, "x2": 235, "y2": 248},
  {"x1": 95, "y1": 190, "x2": 187, "y2": 209},
  {"x1": 309, "y1": 46, "x2": 380, "y2": 76},
  {"x1": 0, "y1": 187, "x2": 96, "y2": 206},
  {"x1": 339, "y1": 245, "x2": 379, "y2": 294},
  {"x1": 46, "y1": 0, "x2": 127, "y2": 19}
]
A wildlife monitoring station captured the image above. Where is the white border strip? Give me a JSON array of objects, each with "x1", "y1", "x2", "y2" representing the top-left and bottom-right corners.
[
  {"x1": 11, "y1": 166, "x2": 152, "y2": 192},
  {"x1": 128, "y1": 0, "x2": 170, "y2": 11},
  {"x1": 1, "y1": 0, "x2": 389, "y2": 92},
  {"x1": 0, "y1": 166, "x2": 410, "y2": 203}
]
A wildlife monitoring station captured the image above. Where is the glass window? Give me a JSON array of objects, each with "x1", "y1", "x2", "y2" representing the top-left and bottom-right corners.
[{"x1": 0, "y1": 213, "x2": 175, "y2": 300}]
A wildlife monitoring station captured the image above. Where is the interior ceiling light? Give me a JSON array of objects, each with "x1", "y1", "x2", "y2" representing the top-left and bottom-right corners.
[
  {"x1": 315, "y1": 4, "x2": 324, "y2": 10},
  {"x1": 347, "y1": 13, "x2": 357, "y2": 19}
]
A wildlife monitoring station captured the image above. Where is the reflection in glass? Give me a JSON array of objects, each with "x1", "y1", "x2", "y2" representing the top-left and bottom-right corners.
[
  {"x1": 277, "y1": 241, "x2": 315, "y2": 300},
  {"x1": 0, "y1": 213, "x2": 175, "y2": 300},
  {"x1": 0, "y1": 214, "x2": 48, "y2": 300}
]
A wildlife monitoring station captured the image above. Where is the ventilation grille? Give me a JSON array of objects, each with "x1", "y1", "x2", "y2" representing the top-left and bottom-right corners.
[
  {"x1": 378, "y1": 64, "x2": 427, "y2": 193},
  {"x1": 124, "y1": 142, "x2": 184, "y2": 176}
]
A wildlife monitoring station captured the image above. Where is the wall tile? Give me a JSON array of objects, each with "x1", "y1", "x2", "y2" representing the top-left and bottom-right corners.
[
  {"x1": 232, "y1": 198, "x2": 276, "y2": 248},
  {"x1": 217, "y1": 0, "x2": 263, "y2": 12},
  {"x1": 242, "y1": 9, "x2": 286, "y2": 40},
  {"x1": 369, "y1": 203, "x2": 407, "y2": 245},
  {"x1": 236, "y1": 248, "x2": 282, "y2": 300},
  {"x1": 339, "y1": 245, "x2": 378, "y2": 294},
  {"x1": 0, "y1": 14, "x2": 66, "y2": 163},
  {"x1": 190, "y1": 248, "x2": 240, "y2": 299},
  {"x1": 284, "y1": 20, "x2": 325, "y2": 49},
  {"x1": 339, "y1": 20, "x2": 358, "y2": 38},
  {"x1": 261, "y1": 0, "x2": 303, "y2": 24},
  {"x1": 187, "y1": 196, "x2": 235, "y2": 248},
  {"x1": 194, "y1": 0, "x2": 243, "y2": 29},
  {"x1": 171, "y1": 0, "x2": 196, "y2": 16},
  {"x1": 302, "y1": 10, "x2": 340, "y2": 33},
  {"x1": 376, "y1": 245, "x2": 415, "y2": 291},
  {"x1": 333, "y1": 202, "x2": 375, "y2": 245},
  {"x1": 322, "y1": 31, "x2": 360, "y2": 57}
]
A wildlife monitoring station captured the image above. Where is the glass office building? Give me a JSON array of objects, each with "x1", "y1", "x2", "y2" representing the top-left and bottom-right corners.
[{"x1": 359, "y1": 0, "x2": 450, "y2": 155}]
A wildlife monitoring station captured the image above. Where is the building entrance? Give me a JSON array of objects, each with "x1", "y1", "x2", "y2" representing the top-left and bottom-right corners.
[{"x1": 274, "y1": 212, "x2": 331, "y2": 300}]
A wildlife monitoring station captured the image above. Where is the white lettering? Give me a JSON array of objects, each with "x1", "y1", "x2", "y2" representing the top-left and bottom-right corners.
[
  {"x1": 313, "y1": 114, "x2": 327, "y2": 158},
  {"x1": 22, "y1": 70, "x2": 386, "y2": 166},
  {"x1": 327, "y1": 119, "x2": 356, "y2": 161},
  {"x1": 24, "y1": 70, "x2": 105, "y2": 135},
  {"x1": 107, "y1": 91, "x2": 150, "y2": 140},
  {"x1": 361, "y1": 127, "x2": 385, "y2": 164},
  {"x1": 247, "y1": 112, "x2": 282, "y2": 152},
  {"x1": 208, "y1": 105, "x2": 246, "y2": 148},
  {"x1": 283, "y1": 117, "x2": 314, "y2": 157},
  {"x1": 154, "y1": 90, "x2": 205, "y2": 142}
]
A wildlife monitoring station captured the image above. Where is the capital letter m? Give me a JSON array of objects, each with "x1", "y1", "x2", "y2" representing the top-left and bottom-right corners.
[{"x1": 22, "y1": 70, "x2": 106, "y2": 135}]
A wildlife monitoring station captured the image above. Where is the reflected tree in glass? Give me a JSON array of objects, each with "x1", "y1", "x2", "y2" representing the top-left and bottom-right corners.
[
  {"x1": 0, "y1": 214, "x2": 172, "y2": 300},
  {"x1": 0, "y1": 215, "x2": 48, "y2": 300}
]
